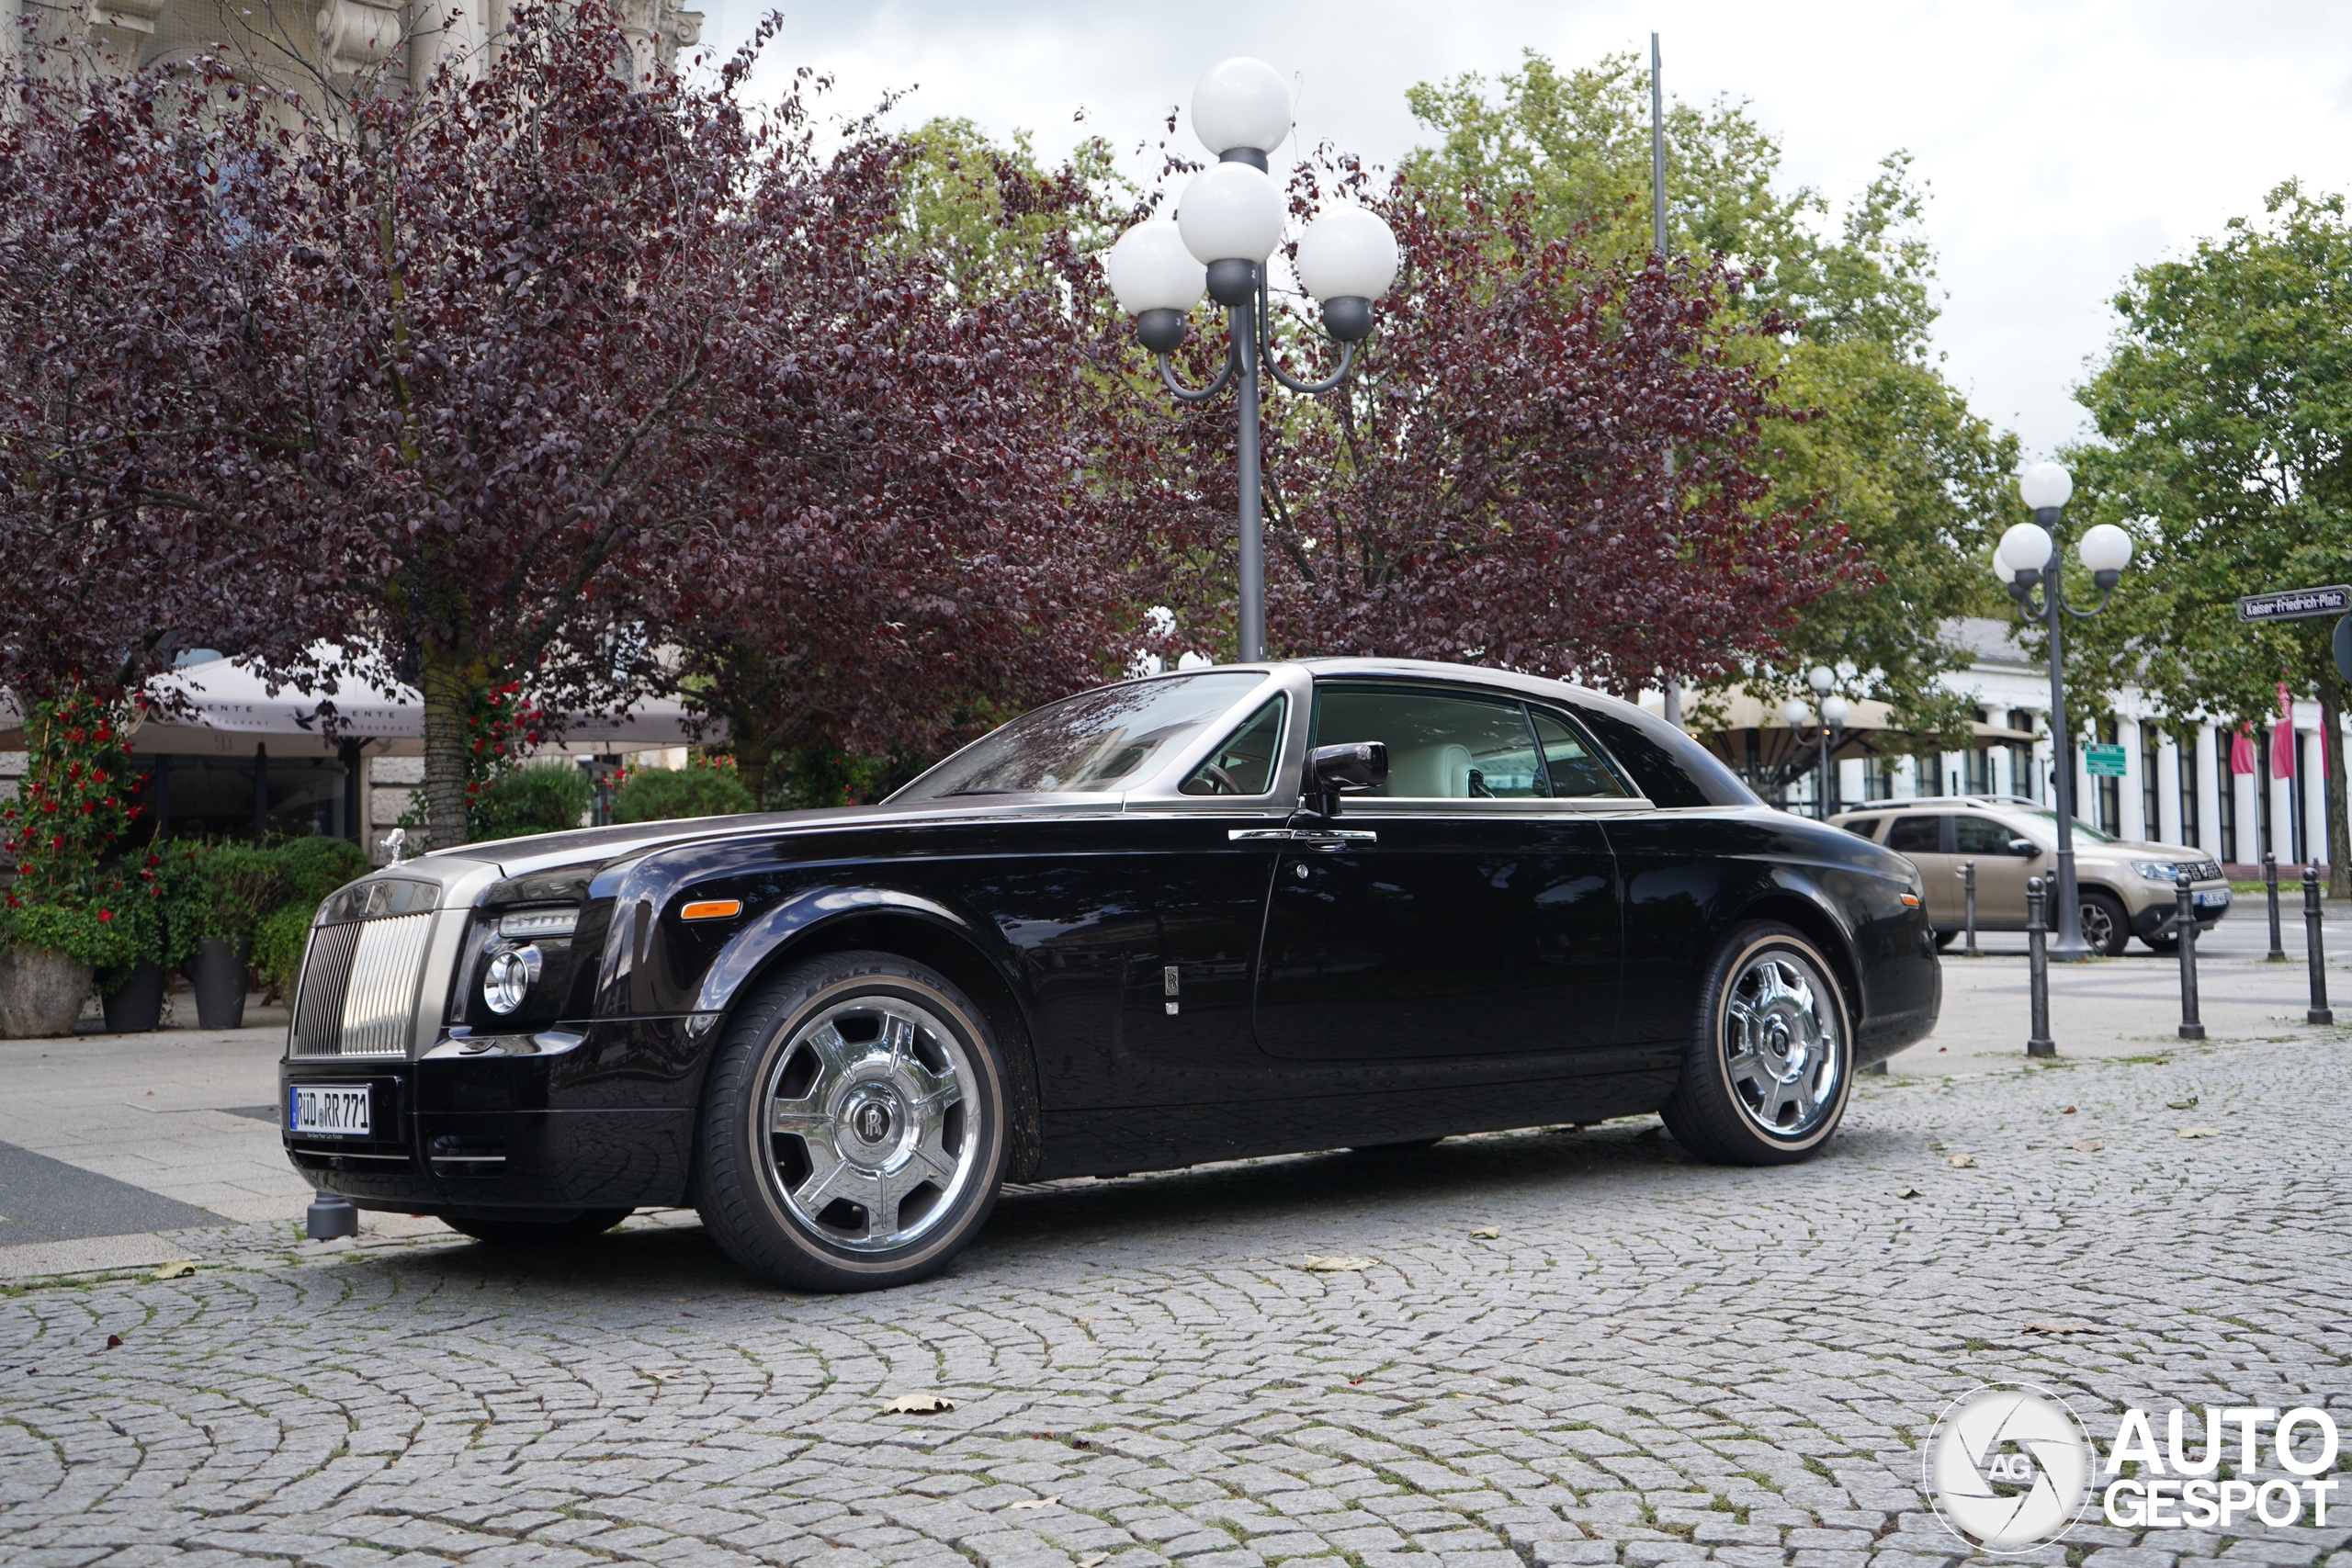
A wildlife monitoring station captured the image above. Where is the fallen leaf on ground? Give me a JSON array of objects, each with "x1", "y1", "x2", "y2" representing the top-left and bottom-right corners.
[
  {"x1": 1947, "y1": 1154, "x2": 1978, "y2": 1168},
  {"x1": 2168, "y1": 1096, "x2": 2199, "y2": 1110},
  {"x1": 2061, "y1": 1106, "x2": 2077, "y2": 1114},
  {"x1": 1298, "y1": 1256, "x2": 1374, "y2": 1272},
  {"x1": 2177, "y1": 1127, "x2": 2219, "y2": 1139},
  {"x1": 1895, "y1": 1187, "x2": 1921, "y2": 1200},
  {"x1": 2070, "y1": 1140, "x2": 2104, "y2": 1153},
  {"x1": 104, "y1": 1335, "x2": 122, "y2": 1348},
  {"x1": 884, "y1": 1392, "x2": 955, "y2": 1414},
  {"x1": 1928, "y1": 1141, "x2": 1946, "y2": 1150},
  {"x1": 2023, "y1": 1322, "x2": 2098, "y2": 1335},
  {"x1": 1004, "y1": 1496, "x2": 1061, "y2": 1511},
  {"x1": 644, "y1": 1371, "x2": 670, "y2": 1382},
  {"x1": 1078, "y1": 1554, "x2": 1109, "y2": 1567},
  {"x1": 150, "y1": 1260, "x2": 197, "y2": 1280},
  {"x1": 1468, "y1": 1226, "x2": 1500, "y2": 1241}
]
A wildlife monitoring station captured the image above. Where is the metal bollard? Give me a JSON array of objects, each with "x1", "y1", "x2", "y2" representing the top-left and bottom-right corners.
[
  {"x1": 1962, "y1": 859, "x2": 1979, "y2": 956},
  {"x1": 2266, "y1": 852, "x2": 2286, "y2": 960},
  {"x1": 306, "y1": 1191, "x2": 359, "y2": 1241},
  {"x1": 2175, "y1": 868, "x2": 2204, "y2": 1041},
  {"x1": 2026, "y1": 874, "x2": 2055, "y2": 1057},
  {"x1": 2304, "y1": 865, "x2": 2333, "y2": 1026}
]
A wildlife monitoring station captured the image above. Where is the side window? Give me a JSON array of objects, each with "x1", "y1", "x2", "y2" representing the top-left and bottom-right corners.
[
  {"x1": 1952, "y1": 815, "x2": 2016, "y2": 855},
  {"x1": 1840, "y1": 818, "x2": 1884, "y2": 840},
  {"x1": 1311, "y1": 685, "x2": 1544, "y2": 799},
  {"x1": 1181, "y1": 697, "x2": 1287, "y2": 795},
  {"x1": 1884, "y1": 815, "x2": 1946, "y2": 854},
  {"x1": 1530, "y1": 710, "x2": 1627, "y2": 798}
]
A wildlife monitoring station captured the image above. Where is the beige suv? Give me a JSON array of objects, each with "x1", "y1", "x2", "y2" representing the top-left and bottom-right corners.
[{"x1": 1827, "y1": 795, "x2": 2230, "y2": 955}]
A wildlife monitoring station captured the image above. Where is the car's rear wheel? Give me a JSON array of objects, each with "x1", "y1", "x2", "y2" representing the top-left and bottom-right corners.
[
  {"x1": 443, "y1": 1209, "x2": 630, "y2": 1245},
  {"x1": 1661, "y1": 922, "x2": 1852, "y2": 1166},
  {"x1": 695, "y1": 951, "x2": 1007, "y2": 1292},
  {"x1": 2079, "y1": 890, "x2": 2131, "y2": 956}
]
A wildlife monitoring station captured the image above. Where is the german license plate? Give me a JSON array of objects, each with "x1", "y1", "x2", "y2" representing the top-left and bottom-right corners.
[
  {"x1": 289, "y1": 1085, "x2": 371, "y2": 1136},
  {"x1": 2196, "y1": 890, "x2": 2230, "y2": 908}
]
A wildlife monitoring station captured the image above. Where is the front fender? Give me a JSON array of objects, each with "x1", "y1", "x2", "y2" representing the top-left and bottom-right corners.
[{"x1": 690, "y1": 886, "x2": 981, "y2": 1016}]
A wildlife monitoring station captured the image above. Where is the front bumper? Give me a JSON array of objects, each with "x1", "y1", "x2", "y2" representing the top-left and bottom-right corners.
[
  {"x1": 279, "y1": 1020, "x2": 700, "y2": 1214},
  {"x1": 2127, "y1": 881, "x2": 2232, "y2": 939}
]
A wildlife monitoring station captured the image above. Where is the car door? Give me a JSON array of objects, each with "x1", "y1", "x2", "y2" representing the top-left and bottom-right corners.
[
  {"x1": 1884, "y1": 812, "x2": 1958, "y2": 924},
  {"x1": 1951, "y1": 811, "x2": 2034, "y2": 927},
  {"x1": 1252, "y1": 681, "x2": 1624, "y2": 1064}
]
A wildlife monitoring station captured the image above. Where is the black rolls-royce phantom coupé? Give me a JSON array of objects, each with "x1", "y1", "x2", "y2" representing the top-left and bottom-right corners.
[{"x1": 281, "y1": 660, "x2": 1939, "y2": 1290}]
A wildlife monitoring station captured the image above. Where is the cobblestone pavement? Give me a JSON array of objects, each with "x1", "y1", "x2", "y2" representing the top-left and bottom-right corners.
[{"x1": 5, "y1": 1032, "x2": 2349, "y2": 1568}]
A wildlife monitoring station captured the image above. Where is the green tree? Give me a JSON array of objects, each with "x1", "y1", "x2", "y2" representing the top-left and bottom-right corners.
[
  {"x1": 2064, "y1": 182, "x2": 2352, "y2": 891},
  {"x1": 1401, "y1": 50, "x2": 2016, "y2": 745}
]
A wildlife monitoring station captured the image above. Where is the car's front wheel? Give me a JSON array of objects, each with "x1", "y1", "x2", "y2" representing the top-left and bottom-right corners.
[
  {"x1": 2078, "y1": 890, "x2": 2131, "y2": 956},
  {"x1": 695, "y1": 950, "x2": 1008, "y2": 1292},
  {"x1": 1661, "y1": 922, "x2": 1853, "y2": 1166}
]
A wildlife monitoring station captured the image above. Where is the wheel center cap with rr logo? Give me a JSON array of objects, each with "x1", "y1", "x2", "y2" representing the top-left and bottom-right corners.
[{"x1": 841, "y1": 1089, "x2": 897, "y2": 1151}]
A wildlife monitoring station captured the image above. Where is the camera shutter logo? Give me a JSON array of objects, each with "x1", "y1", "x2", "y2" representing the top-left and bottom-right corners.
[{"x1": 1926, "y1": 1383, "x2": 2092, "y2": 1552}]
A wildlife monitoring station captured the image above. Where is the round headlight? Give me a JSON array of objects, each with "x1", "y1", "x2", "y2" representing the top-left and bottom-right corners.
[{"x1": 483, "y1": 946, "x2": 542, "y2": 1014}]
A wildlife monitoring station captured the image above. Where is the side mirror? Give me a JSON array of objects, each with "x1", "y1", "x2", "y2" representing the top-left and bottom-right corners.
[
  {"x1": 2008, "y1": 838, "x2": 2041, "y2": 858},
  {"x1": 1305, "y1": 741, "x2": 1387, "y2": 817}
]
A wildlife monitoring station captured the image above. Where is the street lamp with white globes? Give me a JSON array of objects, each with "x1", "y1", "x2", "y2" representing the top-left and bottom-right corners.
[
  {"x1": 1102, "y1": 56, "x2": 1399, "y2": 662},
  {"x1": 1781, "y1": 665, "x2": 1854, "y2": 820},
  {"x1": 1992, "y1": 459, "x2": 2135, "y2": 964}
]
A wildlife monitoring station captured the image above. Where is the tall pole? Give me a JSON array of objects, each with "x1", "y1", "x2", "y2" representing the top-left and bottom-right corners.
[
  {"x1": 1235, "y1": 295, "x2": 1265, "y2": 663},
  {"x1": 2042, "y1": 529, "x2": 2091, "y2": 958},
  {"x1": 1651, "y1": 34, "x2": 1682, "y2": 729}
]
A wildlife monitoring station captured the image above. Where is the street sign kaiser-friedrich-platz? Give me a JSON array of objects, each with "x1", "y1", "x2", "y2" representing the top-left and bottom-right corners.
[{"x1": 2238, "y1": 585, "x2": 2352, "y2": 623}]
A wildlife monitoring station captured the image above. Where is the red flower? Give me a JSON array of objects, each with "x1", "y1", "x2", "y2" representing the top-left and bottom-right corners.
[{"x1": 96, "y1": 908, "x2": 112, "y2": 922}]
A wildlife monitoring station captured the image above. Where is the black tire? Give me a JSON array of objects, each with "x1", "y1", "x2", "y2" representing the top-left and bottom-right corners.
[
  {"x1": 443, "y1": 1209, "x2": 630, "y2": 1245},
  {"x1": 1660, "y1": 922, "x2": 1854, "y2": 1167},
  {"x1": 694, "y1": 950, "x2": 1010, "y2": 1292},
  {"x1": 2079, "y1": 890, "x2": 2131, "y2": 956}
]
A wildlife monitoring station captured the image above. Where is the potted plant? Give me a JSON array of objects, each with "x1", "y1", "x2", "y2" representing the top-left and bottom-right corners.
[
  {"x1": 0, "y1": 691, "x2": 149, "y2": 1037},
  {"x1": 188, "y1": 844, "x2": 290, "y2": 1030}
]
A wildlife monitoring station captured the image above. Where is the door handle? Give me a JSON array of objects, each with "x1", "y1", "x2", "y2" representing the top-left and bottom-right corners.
[{"x1": 1228, "y1": 828, "x2": 1377, "y2": 851}]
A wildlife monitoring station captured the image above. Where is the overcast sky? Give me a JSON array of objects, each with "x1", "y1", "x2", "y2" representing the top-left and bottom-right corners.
[{"x1": 700, "y1": 0, "x2": 2352, "y2": 462}]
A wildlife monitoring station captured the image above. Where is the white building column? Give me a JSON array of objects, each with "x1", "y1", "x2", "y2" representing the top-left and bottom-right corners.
[
  {"x1": 409, "y1": 0, "x2": 483, "y2": 86},
  {"x1": 2118, "y1": 716, "x2": 2146, "y2": 840},
  {"x1": 2235, "y1": 763, "x2": 2261, "y2": 865},
  {"x1": 2270, "y1": 741, "x2": 2297, "y2": 863},
  {"x1": 2303, "y1": 729, "x2": 2326, "y2": 867},
  {"x1": 1894, "y1": 755, "x2": 1917, "y2": 801},
  {"x1": 2195, "y1": 726, "x2": 2222, "y2": 856},
  {"x1": 2157, "y1": 732, "x2": 2183, "y2": 845}
]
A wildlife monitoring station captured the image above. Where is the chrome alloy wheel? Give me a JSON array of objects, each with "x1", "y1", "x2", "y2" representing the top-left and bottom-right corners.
[
  {"x1": 760, "y1": 997, "x2": 977, "y2": 1252},
  {"x1": 1721, "y1": 950, "x2": 1842, "y2": 1138}
]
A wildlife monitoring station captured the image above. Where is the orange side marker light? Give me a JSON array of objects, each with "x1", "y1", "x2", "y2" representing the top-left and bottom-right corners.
[
  {"x1": 681, "y1": 899, "x2": 743, "y2": 920},
  {"x1": 1900, "y1": 893, "x2": 1921, "y2": 907}
]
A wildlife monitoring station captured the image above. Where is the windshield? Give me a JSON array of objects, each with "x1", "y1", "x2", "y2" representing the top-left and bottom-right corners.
[
  {"x1": 895, "y1": 672, "x2": 1270, "y2": 800},
  {"x1": 2014, "y1": 807, "x2": 2116, "y2": 846}
]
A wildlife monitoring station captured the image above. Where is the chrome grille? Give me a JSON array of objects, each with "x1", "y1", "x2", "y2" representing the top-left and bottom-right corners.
[{"x1": 290, "y1": 912, "x2": 434, "y2": 1056}]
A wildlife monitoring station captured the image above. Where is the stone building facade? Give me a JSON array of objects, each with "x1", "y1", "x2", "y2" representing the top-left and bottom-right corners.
[{"x1": 6, "y1": 0, "x2": 702, "y2": 97}]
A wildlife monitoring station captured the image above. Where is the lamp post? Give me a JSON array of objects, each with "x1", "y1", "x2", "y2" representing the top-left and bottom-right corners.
[
  {"x1": 1781, "y1": 667, "x2": 1852, "y2": 820},
  {"x1": 1103, "y1": 57, "x2": 1398, "y2": 662},
  {"x1": 1994, "y1": 461, "x2": 2134, "y2": 961}
]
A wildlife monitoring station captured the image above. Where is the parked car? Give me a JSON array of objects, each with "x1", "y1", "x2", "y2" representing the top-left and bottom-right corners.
[
  {"x1": 281, "y1": 660, "x2": 1939, "y2": 1291},
  {"x1": 1826, "y1": 795, "x2": 2228, "y2": 955}
]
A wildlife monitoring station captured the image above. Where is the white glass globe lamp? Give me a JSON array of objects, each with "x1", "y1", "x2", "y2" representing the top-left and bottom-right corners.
[
  {"x1": 1179, "y1": 161, "x2": 1286, "y2": 305},
  {"x1": 1820, "y1": 694, "x2": 1850, "y2": 727},
  {"x1": 2018, "y1": 461, "x2": 2074, "y2": 513},
  {"x1": 1781, "y1": 698, "x2": 1812, "y2": 728},
  {"x1": 1104, "y1": 222, "x2": 1206, "y2": 353},
  {"x1": 1294, "y1": 206, "x2": 1399, "y2": 343},
  {"x1": 1192, "y1": 58, "x2": 1291, "y2": 157},
  {"x1": 2077, "y1": 523, "x2": 2133, "y2": 575},
  {"x1": 1808, "y1": 665, "x2": 1835, "y2": 696},
  {"x1": 1997, "y1": 522, "x2": 2054, "y2": 582}
]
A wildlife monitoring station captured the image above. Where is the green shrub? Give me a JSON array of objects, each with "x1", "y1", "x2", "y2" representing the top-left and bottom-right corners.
[
  {"x1": 1, "y1": 900, "x2": 141, "y2": 969},
  {"x1": 253, "y1": 902, "x2": 316, "y2": 996},
  {"x1": 473, "y1": 762, "x2": 594, "y2": 841},
  {"x1": 192, "y1": 845, "x2": 291, "y2": 944},
  {"x1": 277, "y1": 835, "x2": 369, "y2": 903},
  {"x1": 612, "y1": 763, "x2": 754, "y2": 824}
]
